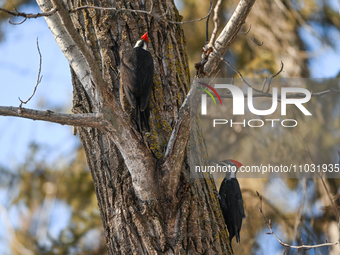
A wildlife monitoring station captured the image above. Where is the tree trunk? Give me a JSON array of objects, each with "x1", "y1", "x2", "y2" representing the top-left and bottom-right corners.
[
  {"x1": 31, "y1": 0, "x2": 256, "y2": 254},
  {"x1": 60, "y1": 0, "x2": 231, "y2": 254}
]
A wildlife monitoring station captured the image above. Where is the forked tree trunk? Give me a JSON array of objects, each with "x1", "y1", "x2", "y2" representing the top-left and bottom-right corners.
[{"x1": 35, "y1": 0, "x2": 239, "y2": 254}]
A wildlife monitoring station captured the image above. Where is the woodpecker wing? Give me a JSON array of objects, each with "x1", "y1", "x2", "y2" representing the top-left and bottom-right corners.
[
  {"x1": 231, "y1": 179, "x2": 245, "y2": 243},
  {"x1": 120, "y1": 48, "x2": 154, "y2": 110},
  {"x1": 121, "y1": 49, "x2": 138, "y2": 108},
  {"x1": 219, "y1": 177, "x2": 245, "y2": 244},
  {"x1": 238, "y1": 198, "x2": 246, "y2": 219},
  {"x1": 219, "y1": 179, "x2": 236, "y2": 242},
  {"x1": 136, "y1": 48, "x2": 154, "y2": 111}
]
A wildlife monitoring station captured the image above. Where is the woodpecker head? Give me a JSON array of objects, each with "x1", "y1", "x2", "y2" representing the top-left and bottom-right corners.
[
  {"x1": 134, "y1": 32, "x2": 149, "y2": 50},
  {"x1": 210, "y1": 159, "x2": 243, "y2": 179}
]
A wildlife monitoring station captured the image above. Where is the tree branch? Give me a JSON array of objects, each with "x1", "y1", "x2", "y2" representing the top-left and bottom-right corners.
[
  {"x1": 0, "y1": 6, "x2": 57, "y2": 24},
  {"x1": 36, "y1": 0, "x2": 158, "y2": 201},
  {"x1": 257, "y1": 191, "x2": 339, "y2": 251},
  {"x1": 238, "y1": 24, "x2": 263, "y2": 46},
  {"x1": 0, "y1": 106, "x2": 105, "y2": 128},
  {"x1": 19, "y1": 38, "x2": 43, "y2": 108},
  {"x1": 207, "y1": 0, "x2": 223, "y2": 47},
  {"x1": 163, "y1": 0, "x2": 257, "y2": 196},
  {"x1": 205, "y1": 0, "x2": 256, "y2": 75}
]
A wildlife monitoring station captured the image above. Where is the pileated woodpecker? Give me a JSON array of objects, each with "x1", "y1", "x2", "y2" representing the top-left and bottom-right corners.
[
  {"x1": 210, "y1": 159, "x2": 246, "y2": 251},
  {"x1": 120, "y1": 32, "x2": 154, "y2": 133}
]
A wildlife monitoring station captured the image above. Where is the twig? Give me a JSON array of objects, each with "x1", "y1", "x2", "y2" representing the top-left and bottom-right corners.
[
  {"x1": 213, "y1": 45, "x2": 283, "y2": 94},
  {"x1": 242, "y1": 189, "x2": 319, "y2": 241},
  {"x1": 19, "y1": 38, "x2": 43, "y2": 109},
  {"x1": 210, "y1": 50, "x2": 338, "y2": 104},
  {"x1": 70, "y1": 2, "x2": 213, "y2": 25},
  {"x1": 265, "y1": 61, "x2": 284, "y2": 93},
  {"x1": 205, "y1": 1, "x2": 213, "y2": 43},
  {"x1": 319, "y1": 177, "x2": 339, "y2": 219},
  {"x1": 241, "y1": 24, "x2": 252, "y2": 35},
  {"x1": 9, "y1": 17, "x2": 27, "y2": 25},
  {"x1": 208, "y1": 0, "x2": 223, "y2": 48},
  {"x1": 256, "y1": 191, "x2": 339, "y2": 250},
  {"x1": 242, "y1": 33, "x2": 263, "y2": 46},
  {"x1": 293, "y1": 178, "x2": 307, "y2": 240},
  {"x1": 0, "y1": 7, "x2": 57, "y2": 24},
  {"x1": 260, "y1": 77, "x2": 267, "y2": 91},
  {"x1": 194, "y1": 0, "x2": 220, "y2": 77},
  {"x1": 239, "y1": 25, "x2": 263, "y2": 46}
]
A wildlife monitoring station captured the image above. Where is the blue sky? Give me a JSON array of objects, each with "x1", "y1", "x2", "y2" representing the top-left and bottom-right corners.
[
  {"x1": 0, "y1": 4, "x2": 79, "y2": 170},
  {"x1": 0, "y1": 5, "x2": 78, "y2": 254}
]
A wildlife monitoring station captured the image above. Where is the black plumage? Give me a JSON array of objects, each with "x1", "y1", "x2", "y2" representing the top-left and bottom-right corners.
[
  {"x1": 211, "y1": 159, "x2": 246, "y2": 251},
  {"x1": 120, "y1": 33, "x2": 154, "y2": 133}
]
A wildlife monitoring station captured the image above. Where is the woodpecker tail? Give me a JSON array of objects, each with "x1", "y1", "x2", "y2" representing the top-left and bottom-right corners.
[
  {"x1": 135, "y1": 98, "x2": 150, "y2": 133},
  {"x1": 141, "y1": 104, "x2": 150, "y2": 132},
  {"x1": 135, "y1": 99, "x2": 142, "y2": 134},
  {"x1": 235, "y1": 231, "x2": 240, "y2": 243}
]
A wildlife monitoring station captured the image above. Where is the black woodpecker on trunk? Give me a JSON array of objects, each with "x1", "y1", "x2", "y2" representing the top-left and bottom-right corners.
[
  {"x1": 210, "y1": 159, "x2": 246, "y2": 251},
  {"x1": 120, "y1": 32, "x2": 154, "y2": 133}
]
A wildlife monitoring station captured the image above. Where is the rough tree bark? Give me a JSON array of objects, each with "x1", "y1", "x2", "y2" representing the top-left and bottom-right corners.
[{"x1": 0, "y1": 0, "x2": 256, "y2": 254}]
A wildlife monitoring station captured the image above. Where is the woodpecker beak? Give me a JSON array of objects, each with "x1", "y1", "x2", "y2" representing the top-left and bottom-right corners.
[{"x1": 141, "y1": 32, "x2": 149, "y2": 43}]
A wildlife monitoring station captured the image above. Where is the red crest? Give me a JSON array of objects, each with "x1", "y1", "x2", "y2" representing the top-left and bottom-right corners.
[
  {"x1": 141, "y1": 32, "x2": 149, "y2": 43},
  {"x1": 228, "y1": 159, "x2": 243, "y2": 168}
]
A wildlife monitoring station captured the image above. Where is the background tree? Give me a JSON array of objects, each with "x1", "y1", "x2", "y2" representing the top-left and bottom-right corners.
[{"x1": 181, "y1": 1, "x2": 340, "y2": 254}]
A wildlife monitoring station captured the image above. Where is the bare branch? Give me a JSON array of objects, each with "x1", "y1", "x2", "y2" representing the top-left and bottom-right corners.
[
  {"x1": 19, "y1": 38, "x2": 43, "y2": 109},
  {"x1": 9, "y1": 17, "x2": 27, "y2": 25},
  {"x1": 256, "y1": 191, "x2": 339, "y2": 250},
  {"x1": 214, "y1": 46, "x2": 281, "y2": 94},
  {"x1": 0, "y1": 106, "x2": 105, "y2": 128},
  {"x1": 242, "y1": 34, "x2": 263, "y2": 47},
  {"x1": 243, "y1": 33, "x2": 263, "y2": 46},
  {"x1": 194, "y1": 0, "x2": 222, "y2": 77},
  {"x1": 205, "y1": 2, "x2": 213, "y2": 42},
  {"x1": 241, "y1": 24, "x2": 252, "y2": 35},
  {"x1": 265, "y1": 61, "x2": 284, "y2": 93},
  {"x1": 208, "y1": 0, "x2": 223, "y2": 47},
  {"x1": 173, "y1": 2, "x2": 213, "y2": 25},
  {"x1": 0, "y1": 7, "x2": 57, "y2": 24},
  {"x1": 319, "y1": 176, "x2": 339, "y2": 219},
  {"x1": 69, "y1": 2, "x2": 213, "y2": 25},
  {"x1": 239, "y1": 25, "x2": 263, "y2": 46},
  {"x1": 204, "y1": 0, "x2": 257, "y2": 75}
]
